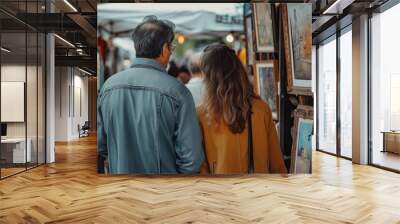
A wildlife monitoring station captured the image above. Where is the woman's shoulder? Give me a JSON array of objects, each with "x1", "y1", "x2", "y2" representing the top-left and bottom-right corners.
[
  {"x1": 196, "y1": 105, "x2": 206, "y2": 120},
  {"x1": 252, "y1": 97, "x2": 272, "y2": 114},
  {"x1": 251, "y1": 98, "x2": 274, "y2": 128}
]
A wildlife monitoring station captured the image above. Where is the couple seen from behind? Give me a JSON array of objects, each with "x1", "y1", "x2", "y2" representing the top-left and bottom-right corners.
[{"x1": 97, "y1": 16, "x2": 287, "y2": 175}]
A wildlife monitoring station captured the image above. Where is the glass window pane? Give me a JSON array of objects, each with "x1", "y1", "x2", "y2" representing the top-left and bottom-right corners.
[
  {"x1": 371, "y1": 4, "x2": 400, "y2": 171},
  {"x1": 340, "y1": 29, "x2": 352, "y2": 158},
  {"x1": 0, "y1": 0, "x2": 46, "y2": 179},
  {"x1": 26, "y1": 0, "x2": 40, "y2": 168},
  {"x1": 27, "y1": 31, "x2": 38, "y2": 169},
  {"x1": 1, "y1": 30, "x2": 28, "y2": 177},
  {"x1": 312, "y1": 45, "x2": 317, "y2": 151},
  {"x1": 318, "y1": 37, "x2": 337, "y2": 154},
  {"x1": 38, "y1": 32, "x2": 45, "y2": 165}
]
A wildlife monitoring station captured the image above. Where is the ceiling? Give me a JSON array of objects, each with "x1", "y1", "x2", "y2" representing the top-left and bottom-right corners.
[
  {"x1": 311, "y1": 0, "x2": 390, "y2": 43},
  {"x1": 0, "y1": 0, "x2": 97, "y2": 75},
  {"x1": 1, "y1": 0, "x2": 395, "y2": 74}
]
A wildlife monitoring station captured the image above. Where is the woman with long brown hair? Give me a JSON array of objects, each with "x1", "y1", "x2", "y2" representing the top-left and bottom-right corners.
[{"x1": 198, "y1": 43, "x2": 287, "y2": 174}]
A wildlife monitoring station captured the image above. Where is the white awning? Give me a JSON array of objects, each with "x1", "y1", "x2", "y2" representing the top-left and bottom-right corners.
[{"x1": 98, "y1": 3, "x2": 244, "y2": 38}]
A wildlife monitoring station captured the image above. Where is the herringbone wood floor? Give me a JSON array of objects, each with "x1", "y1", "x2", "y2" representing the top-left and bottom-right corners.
[{"x1": 0, "y1": 135, "x2": 400, "y2": 224}]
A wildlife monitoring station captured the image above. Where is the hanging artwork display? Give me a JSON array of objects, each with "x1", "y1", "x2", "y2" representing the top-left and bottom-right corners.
[
  {"x1": 282, "y1": 4, "x2": 312, "y2": 94},
  {"x1": 253, "y1": 3, "x2": 275, "y2": 53},
  {"x1": 255, "y1": 61, "x2": 279, "y2": 120},
  {"x1": 245, "y1": 16, "x2": 254, "y2": 66},
  {"x1": 290, "y1": 105, "x2": 313, "y2": 173}
]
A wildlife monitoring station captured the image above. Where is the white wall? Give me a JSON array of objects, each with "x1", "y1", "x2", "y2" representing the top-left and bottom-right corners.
[
  {"x1": 70, "y1": 72, "x2": 89, "y2": 139},
  {"x1": 1, "y1": 82, "x2": 25, "y2": 122},
  {"x1": 1, "y1": 65, "x2": 37, "y2": 138},
  {"x1": 55, "y1": 67, "x2": 69, "y2": 141},
  {"x1": 1, "y1": 65, "x2": 26, "y2": 139},
  {"x1": 1, "y1": 63, "x2": 46, "y2": 164},
  {"x1": 54, "y1": 67, "x2": 89, "y2": 141},
  {"x1": 45, "y1": 6, "x2": 56, "y2": 164}
]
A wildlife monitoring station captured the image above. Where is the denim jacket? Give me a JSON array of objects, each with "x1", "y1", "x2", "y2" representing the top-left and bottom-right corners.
[{"x1": 97, "y1": 58, "x2": 204, "y2": 174}]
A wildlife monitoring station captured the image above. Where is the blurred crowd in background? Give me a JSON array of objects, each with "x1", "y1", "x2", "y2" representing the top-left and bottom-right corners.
[{"x1": 97, "y1": 3, "x2": 247, "y2": 87}]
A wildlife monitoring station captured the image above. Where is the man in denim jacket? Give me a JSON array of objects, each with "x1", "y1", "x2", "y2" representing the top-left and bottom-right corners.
[{"x1": 97, "y1": 16, "x2": 204, "y2": 174}]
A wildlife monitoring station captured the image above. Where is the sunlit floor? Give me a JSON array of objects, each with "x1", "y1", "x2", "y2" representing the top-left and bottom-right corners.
[
  {"x1": 1, "y1": 163, "x2": 45, "y2": 179},
  {"x1": 0, "y1": 167, "x2": 25, "y2": 178},
  {"x1": 372, "y1": 150, "x2": 400, "y2": 171},
  {"x1": 0, "y1": 135, "x2": 399, "y2": 223}
]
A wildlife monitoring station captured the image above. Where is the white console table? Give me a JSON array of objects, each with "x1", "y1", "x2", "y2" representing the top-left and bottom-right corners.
[{"x1": 1, "y1": 138, "x2": 32, "y2": 163}]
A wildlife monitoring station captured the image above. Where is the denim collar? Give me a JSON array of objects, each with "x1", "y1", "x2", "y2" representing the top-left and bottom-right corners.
[{"x1": 131, "y1": 58, "x2": 167, "y2": 73}]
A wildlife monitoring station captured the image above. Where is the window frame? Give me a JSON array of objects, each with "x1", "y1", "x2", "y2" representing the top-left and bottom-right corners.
[{"x1": 367, "y1": 0, "x2": 400, "y2": 173}]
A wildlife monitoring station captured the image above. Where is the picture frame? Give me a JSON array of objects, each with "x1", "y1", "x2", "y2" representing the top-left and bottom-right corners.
[
  {"x1": 255, "y1": 61, "x2": 279, "y2": 121},
  {"x1": 253, "y1": 3, "x2": 275, "y2": 53},
  {"x1": 244, "y1": 15, "x2": 254, "y2": 66},
  {"x1": 290, "y1": 105, "x2": 313, "y2": 174},
  {"x1": 243, "y1": 3, "x2": 252, "y2": 17},
  {"x1": 247, "y1": 66, "x2": 254, "y2": 79},
  {"x1": 282, "y1": 4, "x2": 312, "y2": 95}
]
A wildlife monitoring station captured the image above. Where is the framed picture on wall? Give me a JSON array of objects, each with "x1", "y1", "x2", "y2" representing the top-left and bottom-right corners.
[
  {"x1": 253, "y1": 3, "x2": 275, "y2": 53},
  {"x1": 245, "y1": 15, "x2": 254, "y2": 66},
  {"x1": 290, "y1": 105, "x2": 313, "y2": 174},
  {"x1": 0, "y1": 82, "x2": 25, "y2": 122},
  {"x1": 282, "y1": 4, "x2": 312, "y2": 94},
  {"x1": 255, "y1": 61, "x2": 279, "y2": 120}
]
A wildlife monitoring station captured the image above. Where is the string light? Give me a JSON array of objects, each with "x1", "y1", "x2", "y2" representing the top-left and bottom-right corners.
[
  {"x1": 177, "y1": 35, "x2": 185, "y2": 44},
  {"x1": 1, "y1": 47, "x2": 11, "y2": 53},
  {"x1": 226, "y1": 33, "x2": 234, "y2": 43},
  {"x1": 63, "y1": 0, "x2": 78, "y2": 12},
  {"x1": 54, "y1": 34, "x2": 75, "y2": 48}
]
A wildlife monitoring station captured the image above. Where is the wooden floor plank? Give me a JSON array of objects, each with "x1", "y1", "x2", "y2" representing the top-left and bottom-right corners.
[{"x1": 0, "y1": 135, "x2": 399, "y2": 223}]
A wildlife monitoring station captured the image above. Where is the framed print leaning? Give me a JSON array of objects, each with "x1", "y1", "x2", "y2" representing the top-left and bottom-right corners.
[
  {"x1": 282, "y1": 4, "x2": 312, "y2": 94},
  {"x1": 290, "y1": 105, "x2": 313, "y2": 174},
  {"x1": 245, "y1": 15, "x2": 254, "y2": 66},
  {"x1": 255, "y1": 61, "x2": 279, "y2": 120},
  {"x1": 253, "y1": 3, "x2": 275, "y2": 53}
]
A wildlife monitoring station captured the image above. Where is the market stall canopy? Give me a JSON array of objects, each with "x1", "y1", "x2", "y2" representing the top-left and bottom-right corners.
[{"x1": 98, "y1": 3, "x2": 244, "y2": 39}]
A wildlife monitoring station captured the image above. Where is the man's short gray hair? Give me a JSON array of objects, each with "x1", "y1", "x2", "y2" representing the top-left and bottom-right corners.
[{"x1": 132, "y1": 15, "x2": 175, "y2": 59}]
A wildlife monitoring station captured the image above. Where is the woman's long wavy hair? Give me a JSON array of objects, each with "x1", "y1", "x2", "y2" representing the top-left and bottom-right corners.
[{"x1": 200, "y1": 43, "x2": 254, "y2": 134}]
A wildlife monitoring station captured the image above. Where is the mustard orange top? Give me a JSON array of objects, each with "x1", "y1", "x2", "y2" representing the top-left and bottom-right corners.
[{"x1": 197, "y1": 98, "x2": 287, "y2": 174}]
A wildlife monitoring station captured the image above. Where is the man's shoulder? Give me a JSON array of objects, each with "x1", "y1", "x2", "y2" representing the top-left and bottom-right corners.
[
  {"x1": 101, "y1": 67, "x2": 191, "y2": 100},
  {"x1": 101, "y1": 68, "x2": 135, "y2": 86},
  {"x1": 102, "y1": 67, "x2": 165, "y2": 86}
]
